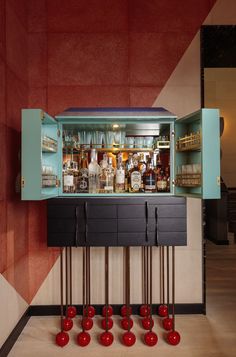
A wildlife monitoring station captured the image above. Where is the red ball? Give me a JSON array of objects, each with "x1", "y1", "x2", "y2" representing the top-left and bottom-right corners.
[
  {"x1": 62, "y1": 318, "x2": 73, "y2": 331},
  {"x1": 144, "y1": 331, "x2": 158, "y2": 346},
  {"x1": 102, "y1": 305, "x2": 113, "y2": 317},
  {"x1": 167, "y1": 330, "x2": 181, "y2": 346},
  {"x1": 101, "y1": 317, "x2": 113, "y2": 330},
  {"x1": 122, "y1": 331, "x2": 136, "y2": 347},
  {"x1": 77, "y1": 331, "x2": 91, "y2": 347},
  {"x1": 67, "y1": 306, "x2": 77, "y2": 318},
  {"x1": 83, "y1": 305, "x2": 96, "y2": 318},
  {"x1": 162, "y1": 317, "x2": 173, "y2": 331},
  {"x1": 100, "y1": 331, "x2": 114, "y2": 346},
  {"x1": 81, "y1": 317, "x2": 93, "y2": 331},
  {"x1": 120, "y1": 305, "x2": 132, "y2": 317},
  {"x1": 158, "y1": 305, "x2": 168, "y2": 317},
  {"x1": 121, "y1": 317, "x2": 134, "y2": 330},
  {"x1": 140, "y1": 304, "x2": 151, "y2": 317},
  {"x1": 55, "y1": 331, "x2": 69, "y2": 347},
  {"x1": 142, "y1": 317, "x2": 154, "y2": 330}
]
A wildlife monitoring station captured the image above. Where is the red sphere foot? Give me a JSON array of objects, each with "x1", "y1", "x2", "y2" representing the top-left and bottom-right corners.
[
  {"x1": 120, "y1": 305, "x2": 132, "y2": 317},
  {"x1": 121, "y1": 317, "x2": 134, "y2": 330},
  {"x1": 56, "y1": 331, "x2": 69, "y2": 347},
  {"x1": 167, "y1": 330, "x2": 181, "y2": 346},
  {"x1": 122, "y1": 331, "x2": 136, "y2": 347},
  {"x1": 162, "y1": 317, "x2": 173, "y2": 331},
  {"x1": 102, "y1": 305, "x2": 113, "y2": 317},
  {"x1": 140, "y1": 304, "x2": 151, "y2": 317},
  {"x1": 83, "y1": 305, "x2": 96, "y2": 318},
  {"x1": 144, "y1": 331, "x2": 158, "y2": 346},
  {"x1": 158, "y1": 304, "x2": 168, "y2": 317},
  {"x1": 101, "y1": 317, "x2": 113, "y2": 330},
  {"x1": 142, "y1": 317, "x2": 154, "y2": 330},
  {"x1": 100, "y1": 331, "x2": 114, "y2": 346},
  {"x1": 62, "y1": 318, "x2": 73, "y2": 331},
  {"x1": 67, "y1": 306, "x2": 77, "y2": 318},
  {"x1": 81, "y1": 317, "x2": 93, "y2": 331},
  {"x1": 77, "y1": 331, "x2": 91, "y2": 347}
]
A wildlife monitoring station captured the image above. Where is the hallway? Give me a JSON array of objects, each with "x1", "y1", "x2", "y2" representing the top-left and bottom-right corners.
[{"x1": 8, "y1": 240, "x2": 236, "y2": 357}]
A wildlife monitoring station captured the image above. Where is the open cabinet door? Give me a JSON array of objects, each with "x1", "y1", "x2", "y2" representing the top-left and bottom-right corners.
[
  {"x1": 174, "y1": 109, "x2": 220, "y2": 199},
  {"x1": 21, "y1": 109, "x2": 60, "y2": 200}
]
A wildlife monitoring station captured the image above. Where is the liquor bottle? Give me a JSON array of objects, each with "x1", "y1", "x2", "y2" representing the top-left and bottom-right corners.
[
  {"x1": 143, "y1": 158, "x2": 156, "y2": 193},
  {"x1": 125, "y1": 153, "x2": 134, "y2": 192},
  {"x1": 99, "y1": 153, "x2": 108, "y2": 193},
  {"x1": 88, "y1": 148, "x2": 100, "y2": 193},
  {"x1": 63, "y1": 160, "x2": 75, "y2": 193},
  {"x1": 104, "y1": 157, "x2": 114, "y2": 193},
  {"x1": 138, "y1": 153, "x2": 147, "y2": 192},
  {"x1": 115, "y1": 153, "x2": 125, "y2": 193},
  {"x1": 129, "y1": 156, "x2": 142, "y2": 193},
  {"x1": 165, "y1": 166, "x2": 170, "y2": 192},
  {"x1": 77, "y1": 149, "x2": 89, "y2": 193},
  {"x1": 157, "y1": 168, "x2": 167, "y2": 192}
]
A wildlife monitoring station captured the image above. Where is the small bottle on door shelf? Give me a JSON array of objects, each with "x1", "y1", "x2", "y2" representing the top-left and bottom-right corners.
[
  {"x1": 104, "y1": 157, "x2": 115, "y2": 193},
  {"x1": 157, "y1": 168, "x2": 167, "y2": 192},
  {"x1": 115, "y1": 153, "x2": 125, "y2": 193},
  {"x1": 77, "y1": 148, "x2": 89, "y2": 193},
  {"x1": 88, "y1": 148, "x2": 100, "y2": 194},
  {"x1": 143, "y1": 157, "x2": 156, "y2": 193},
  {"x1": 129, "y1": 154, "x2": 142, "y2": 193}
]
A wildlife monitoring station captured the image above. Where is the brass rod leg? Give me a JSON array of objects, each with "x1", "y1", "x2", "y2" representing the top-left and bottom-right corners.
[
  {"x1": 60, "y1": 248, "x2": 64, "y2": 331},
  {"x1": 172, "y1": 246, "x2": 175, "y2": 331}
]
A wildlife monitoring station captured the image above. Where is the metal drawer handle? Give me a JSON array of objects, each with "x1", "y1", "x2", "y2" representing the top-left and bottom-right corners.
[
  {"x1": 155, "y1": 207, "x2": 159, "y2": 246},
  {"x1": 84, "y1": 202, "x2": 88, "y2": 243},
  {"x1": 145, "y1": 201, "x2": 149, "y2": 242},
  {"x1": 75, "y1": 206, "x2": 79, "y2": 247}
]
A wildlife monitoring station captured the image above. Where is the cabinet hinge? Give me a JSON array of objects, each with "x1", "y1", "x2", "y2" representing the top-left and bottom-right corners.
[
  {"x1": 40, "y1": 111, "x2": 45, "y2": 121},
  {"x1": 171, "y1": 131, "x2": 175, "y2": 137},
  {"x1": 217, "y1": 176, "x2": 221, "y2": 186},
  {"x1": 56, "y1": 179, "x2": 60, "y2": 188},
  {"x1": 172, "y1": 179, "x2": 176, "y2": 186},
  {"x1": 21, "y1": 176, "x2": 25, "y2": 188},
  {"x1": 57, "y1": 129, "x2": 61, "y2": 137}
]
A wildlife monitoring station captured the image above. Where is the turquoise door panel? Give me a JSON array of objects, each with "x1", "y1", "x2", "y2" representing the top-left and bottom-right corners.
[
  {"x1": 21, "y1": 109, "x2": 59, "y2": 200},
  {"x1": 175, "y1": 109, "x2": 220, "y2": 199}
]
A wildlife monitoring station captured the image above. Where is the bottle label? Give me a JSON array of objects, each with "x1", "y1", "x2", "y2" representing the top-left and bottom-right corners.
[
  {"x1": 64, "y1": 175, "x2": 74, "y2": 186},
  {"x1": 157, "y1": 180, "x2": 167, "y2": 191},
  {"x1": 116, "y1": 168, "x2": 125, "y2": 184},
  {"x1": 144, "y1": 176, "x2": 156, "y2": 189},
  {"x1": 104, "y1": 186, "x2": 113, "y2": 192},
  {"x1": 131, "y1": 171, "x2": 141, "y2": 191}
]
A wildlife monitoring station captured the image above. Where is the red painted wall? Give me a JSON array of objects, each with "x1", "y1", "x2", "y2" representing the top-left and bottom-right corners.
[{"x1": 0, "y1": 0, "x2": 216, "y2": 304}]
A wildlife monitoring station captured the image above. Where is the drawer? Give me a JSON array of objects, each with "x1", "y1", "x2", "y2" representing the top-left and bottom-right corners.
[
  {"x1": 118, "y1": 232, "x2": 156, "y2": 246},
  {"x1": 118, "y1": 219, "x2": 156, "y2": 232},
  {"x1": 158, "y1": 218, "x2": 186, "y2": 232},
  {"x1": 157, "y1": 232, "x2": 187, "y2": 246},
  {"x1": 48, "y1": 218, "x2": 76, "y2": 233},
  {"x1": 148, "y1": 204, "x2": 186, "y2": 218},
  {"x1": 48, "y1": 205, "x2": 77, "y2": 218},
  {"x1": 83, "y1": 233, "x2": 118, "y2": 246},
  {"x1": 118, "y1": 205, "x2": 146, "y2": 219},
  {"x1": 47, "y1": 233, "x2": 76, "y2": 247},
  {"x1": 86, "y1": 204, "x2": 117, "y2": 219}
]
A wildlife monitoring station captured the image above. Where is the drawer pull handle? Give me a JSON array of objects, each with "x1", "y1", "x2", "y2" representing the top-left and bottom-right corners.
[
  {"x1": 75, "y1": 206, "x2": 79, "y2": 247},
  {"x1": 145, "y1": 201, "x2": 149, "y2": 242},
  {"x1": 84, "y1": 202, "x2": 88, "y2": 243},
  {"x1": 155, "y1": 207, "x2": 159, "y2": 246}
]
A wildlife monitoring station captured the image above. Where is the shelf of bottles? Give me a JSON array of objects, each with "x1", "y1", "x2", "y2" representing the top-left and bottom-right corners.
[
  {"x1": 62, "y1": 132, "x2": 170, "y2": 195},
  {"x1": 42, "y1": 135, "x2": 58, "y2": 153},
  {"x1": 42, "y1": 165, "x2": 58, "y2": 188},
  {"x1": 176, "y1": 131, "x2": 201, "y2": 152}
]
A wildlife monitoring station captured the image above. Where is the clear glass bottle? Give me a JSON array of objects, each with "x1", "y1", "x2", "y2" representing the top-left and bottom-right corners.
[
  {"x1": 88, "y1": 148, "x2": 100, "y2": 193},
  {"x1": 99, "y1": 153, "x2": 108, "y2": 193},
  {"x1": 143, "y1": 158, "x2": 156, "y2": 193},
  {"x1": 129, "y1": 156, "x2": 142, "y2": 193},
  {"x1": 157, "y1": 168, "x2": 167, "y2": 192},
  {"x1": 63, "y1": 160, "x2": 75, "y2": 193},
  {"x1": 138, "y1": 153, "x2": 147, "y2": 192},
  {"x1": 77, "y1": 148, "x2": 89, "y2": 193},
  {"x1": 104, "y1": 157, "x2": 115, "y2": 193},
  {"x1": 115, "y1": 153, "x2": 125, "y2": 193},
  {"x1": 125, "y1": 153, "x2": 134, "y2": 192}
]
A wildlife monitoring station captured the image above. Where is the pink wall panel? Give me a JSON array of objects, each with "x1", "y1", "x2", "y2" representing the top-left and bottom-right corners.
[
  {"x1": 6, "y1": 2, "x2": 28, "y2": 83},
  {"x1": 0, "y1": 0, "x2": 5, "y2": 58},
  {"x1": 47, "y1": 0, "x2": 128, "y2": 33},
  {"x1": 28, "y1": 33, "x2": 47, "y2": 87},
  {"x1": 129, "y1": 0, "x2": 217, "y2": 33},
  {"x1": 28, "y1": 0, "x2": 47, "y2": 33},
  {"x1": 48, "y1": 33, "x2": 129, "y2": 86},
  {"x1": 48, "y1": 86, "x2": 130, "y2": 116},
  {"x1": 129, "y1": 32, "x2": 194, "y2": 86}
]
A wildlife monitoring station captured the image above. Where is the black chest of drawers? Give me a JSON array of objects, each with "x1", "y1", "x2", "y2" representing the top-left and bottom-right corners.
[{"x1": 47, "y1": 196, "x2": 187, "y2": 247}]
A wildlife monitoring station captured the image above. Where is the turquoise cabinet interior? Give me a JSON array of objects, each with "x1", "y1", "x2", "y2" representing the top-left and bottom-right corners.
[
  {"x1": 21, "y1": 109, "x2": 60, "y2": 200},
  {"x1": 175, "y1": 109, "x2": 220, "y2": 199},
  {"x1": 21, "y1": 107, "x2": 220, "y2": 200}
]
